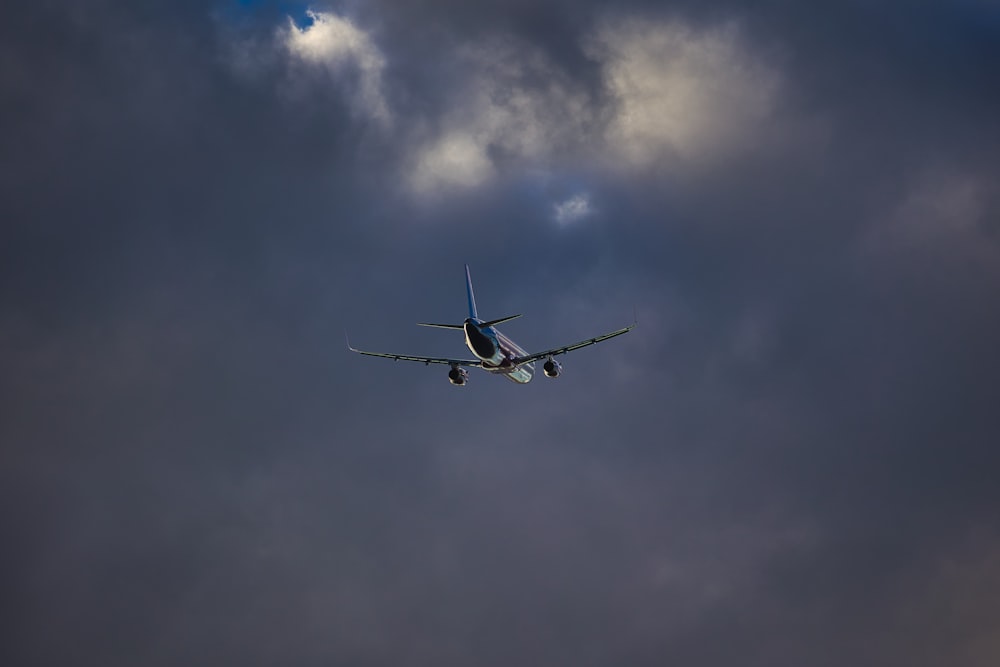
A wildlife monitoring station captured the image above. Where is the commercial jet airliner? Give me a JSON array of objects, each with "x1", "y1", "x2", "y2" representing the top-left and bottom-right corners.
[{"x1": 347, "y1": 265, "x2": 634, "y2": 385}]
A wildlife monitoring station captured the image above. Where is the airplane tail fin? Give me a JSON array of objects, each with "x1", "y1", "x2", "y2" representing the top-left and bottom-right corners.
[
  {"x1": 417, "y1": 266, "x2": 493, "y2": 329},
  {"x1": 465, "y1": 264, "x2": 478, "y2": 320}
]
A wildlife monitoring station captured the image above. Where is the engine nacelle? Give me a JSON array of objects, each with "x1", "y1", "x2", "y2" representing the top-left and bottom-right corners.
[
  {"x1": 448, "y1": 367, "x2": 469, "y2": 386},
  {"x1": 542, "y1": 357, "x2": 562, "y2": 378}
]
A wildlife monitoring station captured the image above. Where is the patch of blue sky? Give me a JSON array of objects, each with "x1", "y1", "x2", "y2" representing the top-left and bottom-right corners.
[{"x1": 225, "y1": 0, "x2": 313, "y2": 21}]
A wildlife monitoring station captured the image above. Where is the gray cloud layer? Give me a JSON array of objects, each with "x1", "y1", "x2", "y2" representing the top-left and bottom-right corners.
[{"x1": 2, "y1": 1, "x2": 999, "y2": 665}]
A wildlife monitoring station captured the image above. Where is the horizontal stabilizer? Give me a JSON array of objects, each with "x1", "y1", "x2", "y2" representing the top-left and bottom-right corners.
[
  {"x1": 481, "y1": 314, "x2": 522, "y2": 328},
  {"x1": 417, "y1": 322, "x2": 465, "y2": 330}
]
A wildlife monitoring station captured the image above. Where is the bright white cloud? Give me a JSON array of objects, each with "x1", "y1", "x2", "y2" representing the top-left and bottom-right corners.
[
  {"x1": 283, "y1": 10, "x2": 390, "y2": 123},
  {"x1": 411, "y1": 132, "x2": 494, "y2": 192},
  {"x1": 586, "y1": 18, "x2": 780, "y2": 165},
  {"x1": 553, "y1": 193, "x2": 593, "y2": 225}
]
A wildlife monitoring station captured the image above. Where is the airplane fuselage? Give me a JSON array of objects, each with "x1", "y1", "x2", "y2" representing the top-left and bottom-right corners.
[{"x1": 463, "y1": 318, "x2": 534, "y2": 383}]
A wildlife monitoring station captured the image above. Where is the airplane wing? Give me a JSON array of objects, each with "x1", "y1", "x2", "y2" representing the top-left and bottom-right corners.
[
  {"x1": 513, "y1": 323, "x2": 635, "y2": 366},
  {"x1": 347, "y1": 337, "x2": 482, "y2": 367}
]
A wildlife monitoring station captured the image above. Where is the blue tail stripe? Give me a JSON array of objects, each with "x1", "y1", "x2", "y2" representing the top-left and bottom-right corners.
[{"x1": 465, "y1": 264, "x2": 478, "y2": 320}]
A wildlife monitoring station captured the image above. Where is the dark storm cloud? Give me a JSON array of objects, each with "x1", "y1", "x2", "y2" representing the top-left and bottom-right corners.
[{"x1": 2, "y1": 1, "x2": 999, "y2": 665}]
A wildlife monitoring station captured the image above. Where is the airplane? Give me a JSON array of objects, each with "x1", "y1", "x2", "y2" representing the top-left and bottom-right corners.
[{"x1": 347, "y1": 265, "x2": 634, "y2": 385}]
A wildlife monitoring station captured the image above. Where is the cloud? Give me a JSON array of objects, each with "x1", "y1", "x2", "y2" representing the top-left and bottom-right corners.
[
  {"x1": 283, "y1": 10, "x2": 390, "y2": 123},
  {"x1": 406, "y1": 37, "x2": 595, "y2": 195},
  {"x1": 411, "y1": 131, "x2": 495, "y2": 191},
  {"x1": 247, "y1": 10, "x2": 790, "y2": 199},
  {"x1": 406, "y1": 17, "x2": 784, "y2": 196},
  {"x1": 586, "y1": 18, "x2": 781, "y2": 165},
  {"x1": 865, "y1": 167, "x2": 999, "y2": 272},
  {"x1": 553, "y1": 193, "x2": 593, "y2": 225}
]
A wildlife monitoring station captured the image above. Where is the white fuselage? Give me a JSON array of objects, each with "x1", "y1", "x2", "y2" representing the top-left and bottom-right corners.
[{"x1": 463, "y1": 319, "x2": 534, "y2": 383}]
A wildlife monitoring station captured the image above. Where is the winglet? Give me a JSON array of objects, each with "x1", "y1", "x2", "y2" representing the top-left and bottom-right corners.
[{"x1": 465, "y1": 264, "x2": 478, "y2": 320}]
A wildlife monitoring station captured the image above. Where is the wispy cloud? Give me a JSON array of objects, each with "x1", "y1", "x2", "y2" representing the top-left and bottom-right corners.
[{"x1": 864, "y1": 167, "x2": 999, "y2": 272}]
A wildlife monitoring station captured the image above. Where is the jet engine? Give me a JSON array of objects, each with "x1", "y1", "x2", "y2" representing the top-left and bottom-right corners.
[
  {"x1": 448, "y1": 367, "x2": 469, "y2": 386},
  {"x1": 542, "y1": 357, "x2": 562, "y2": 378}
]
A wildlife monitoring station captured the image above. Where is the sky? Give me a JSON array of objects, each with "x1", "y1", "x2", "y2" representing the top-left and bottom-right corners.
[{"x1": 2, "y1": 1, "x2": 999, "y2": 665}]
